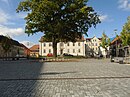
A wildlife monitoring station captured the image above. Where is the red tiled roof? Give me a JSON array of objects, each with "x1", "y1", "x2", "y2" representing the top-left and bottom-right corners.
[
  {"x1": 111, "y1": 36, "x2": 121, "y2": 44},
  {"x1": 30, "y1": 45, "x2": 39, "y2": 51},
  {"x1": 86, "y1": 38, "x2": 91, "y2": 41}
]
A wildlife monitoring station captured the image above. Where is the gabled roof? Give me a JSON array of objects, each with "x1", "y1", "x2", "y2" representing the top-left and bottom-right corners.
[
  {"x1": 86, "y1": 37, "x2": 102, "y2": 41},
  {"x1": 20, "y1": 43, "x2": 31, "y2": 51},
  {"x1": 110, "y1": 36, "x2": 121, "y2": 45},
  {"x1": 30, "y1": 45, "x2": 39, "y2": 51},
  {"x1": 0, "y1": 35, "x2": 21, "y2": 46},
  {"x1": 98, "y1": 38, "x2": 102, "y2": 40}
]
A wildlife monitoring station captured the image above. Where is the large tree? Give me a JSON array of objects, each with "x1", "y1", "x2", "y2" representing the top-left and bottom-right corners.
[
  {"x1": 120, "y1": 16, "x2": 130, "y2": 46},
  {"x1": 16, "y1": 0, "x2": 100, "y2": 57},
  {"x1": 100, "y1": 32, "x2": 110, "y2": 58}
]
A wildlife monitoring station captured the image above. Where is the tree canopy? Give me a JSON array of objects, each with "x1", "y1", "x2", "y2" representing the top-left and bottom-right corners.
[
  {"x1": 16, "y1": 0, "x2": 100, "y2": 57},
  {"x1": 120, "y1": 16, "x2": 130, "y2": 46},
  {"x1": 100, "y1": 32, "x2": 110, "y2": 50}
]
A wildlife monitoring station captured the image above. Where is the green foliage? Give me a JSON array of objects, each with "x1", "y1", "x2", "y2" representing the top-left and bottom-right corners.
[
  {"x1": 120, "y1": 16, "x2": 130, "y2": 46},
  {"x1": 100, "y1": 32, "x2": 110, "y2": 50},
  {"x1": 1, "y1": 36, "x2": 13, "y2": 54},
  {"x1": 16, "y1": 0, "x2": 100, "y2": 57}
]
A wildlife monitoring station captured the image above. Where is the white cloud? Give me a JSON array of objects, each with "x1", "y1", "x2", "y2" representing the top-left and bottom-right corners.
[
  {"x1": 99, "y1": 15, "x2": 108, "y2": 22},
  {"x1": 0, "y1": 25, "x2": 25, "y2": 37},
  {"x1": 0, "y1": 8, "x2": 25, "y2": 37},
  {"x1": 20, "y1": 41, "x2": 34, "y2": 48},
  {"x1": 0, "y1": 9, "x2": 10, "y2": 24},
  {"x1": 99, "y1": 14, "x2": 114, "y2": 22},
  {"x1": 118, "y1": 0, "x2": 130, "y2": 11}
]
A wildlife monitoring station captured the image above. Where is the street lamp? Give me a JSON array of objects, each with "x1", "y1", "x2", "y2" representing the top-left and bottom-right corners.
[{"x1": 114, "y1": 29, "x2": 118, "y2": 57}]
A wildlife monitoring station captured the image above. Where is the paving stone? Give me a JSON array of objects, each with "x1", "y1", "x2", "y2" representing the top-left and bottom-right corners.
[{"x1": 0, "y1": 59, "x2": 130, "y2": 96}]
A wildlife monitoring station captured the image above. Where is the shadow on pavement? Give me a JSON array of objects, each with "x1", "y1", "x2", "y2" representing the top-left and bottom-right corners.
[{"x1": 0, "y1": 59, "x2": 45, "y2": 97}]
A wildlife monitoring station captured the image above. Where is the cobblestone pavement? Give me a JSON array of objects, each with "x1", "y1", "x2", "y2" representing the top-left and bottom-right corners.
[{"x1": 0, "y1": 59, "x2": 130, "y2": 97}]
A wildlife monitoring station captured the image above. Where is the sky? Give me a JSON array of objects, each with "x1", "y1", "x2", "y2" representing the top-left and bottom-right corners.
[{"x1": 0, "y1": 0, "x2": 130, "y2": 47}]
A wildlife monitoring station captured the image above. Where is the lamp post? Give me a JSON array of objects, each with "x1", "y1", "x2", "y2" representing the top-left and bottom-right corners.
[{"x1": 114, "y1": 29, "x2": 118, "y2": 57}]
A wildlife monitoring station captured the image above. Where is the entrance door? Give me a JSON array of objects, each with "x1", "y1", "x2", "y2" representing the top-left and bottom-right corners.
[{"x1": 60, "y1": 49, "x2": 63, "y2": 55}]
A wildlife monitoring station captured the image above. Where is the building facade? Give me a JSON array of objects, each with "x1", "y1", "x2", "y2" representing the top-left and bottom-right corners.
[
  {"x1": 39, "y1": 41, "x2": 85, "y2": 56},
  {"x1": 110, "y1": 36, "x2": 130, "y2": 57},
  {"x1": 30, "y1": 45, "x2": 39, "y2": 57},
  {"x1": 85, "y1": 36, "x2": 102, "y2": 57},
  {"x1": 39, "y1": 36, "x2": 104, "y2": 57},
  {"x1": 0, "y1": 35, "x2": 25, "y2": 58}
]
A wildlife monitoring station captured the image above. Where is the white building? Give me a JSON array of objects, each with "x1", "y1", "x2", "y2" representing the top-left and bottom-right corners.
[
  {"x1": 39, "y1": 36, "x2": 85, "y2": 56},
  {"x1": 39, "y1": 36, "x2": 105, "y2": 57},
  {"x1": 85, "y1": 36, "x2": 102, "y2": 57}
]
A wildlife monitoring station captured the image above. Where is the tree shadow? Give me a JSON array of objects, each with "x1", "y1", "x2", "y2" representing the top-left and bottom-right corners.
[{"x1": 0, "y1": 59, "x2": 44, "y2": 96}]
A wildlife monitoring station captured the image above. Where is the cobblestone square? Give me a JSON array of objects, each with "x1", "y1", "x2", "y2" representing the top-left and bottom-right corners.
[{"x1": 0, "y1": 59, "x2": 130, "y2": 97}]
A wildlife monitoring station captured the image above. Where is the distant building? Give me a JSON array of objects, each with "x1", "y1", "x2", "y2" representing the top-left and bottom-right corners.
[
  {"x1": 0, "y1": 35, "x2": 25, "y2": 58},
  {"x1": 29, "y1": 45, "x2": 39, "y2": 57},
  {"x1": 39, "y1": 36, "x2": 86, "y2": 56},
  {"x1": 20, "y1": 44, "x2": 31, "y2": 57},
  {"x1": 85, "y1": 36, "x2": 102, "y2": 57},
  {"x1": 39, "y1": 36, "x2": 105, "y2": 57},
  {"x1": 110, "y1": 36, "x2": 129, "y2": 57}
]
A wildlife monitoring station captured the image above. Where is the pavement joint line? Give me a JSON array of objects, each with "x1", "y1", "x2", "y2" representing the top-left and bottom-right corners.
[{"x1": 1, "y1": 76, "x2": 130, "y2": 81}]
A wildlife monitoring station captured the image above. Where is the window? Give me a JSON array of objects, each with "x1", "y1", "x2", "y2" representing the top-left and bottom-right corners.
[
  {"x1": 93, "y1": 48, "x2": 94, "y2": 50},
  {"x1": 49, "y1": 49, "x2": 51, "y2": 53},
  {"x1": 49, "y1": 43, "x2": 52, "y2": 46},
  {"x1": 43, "y1": 49, "x2": 46, "y2": 53},
  {"x1": 73, "y1": 49, "x2": 75, "y2": 53},
  {"x1": 95, "y1": 43, "x2": 97, "y2": 46},
  {"x1": 96, "y1": 48, "x2": 97, "y2": 50},
  {"x1": 68, "y1": 49, "x2": 69, "y2": 53},
  {"x1": 43, "y1": 43, "x2": 46, "y2": 47},
  {"x1": 67, "y1": 43, "x2": 69, "y2": 46},
  {"x1": 73, "y1": 43, "x2": 75, "y2": 46},
  {"x1": 95, "y1": 39, "x2": 96, "y2": 42},
  {"x1": 78, "y1": 42, "x2": 80, "y2": 46},
  {"x1": 78, "y1": 49, "x2": 80, "y2": 53}
]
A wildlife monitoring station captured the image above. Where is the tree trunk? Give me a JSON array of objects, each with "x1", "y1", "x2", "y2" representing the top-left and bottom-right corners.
[{"x1": 52, "y1": 37, "x2": 57, "y2": 58}]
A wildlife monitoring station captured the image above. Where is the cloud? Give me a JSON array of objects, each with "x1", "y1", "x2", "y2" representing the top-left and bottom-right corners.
[
  {"x1": 99, "y1": 15, "x2": 108, "y2": 22},
  {"x1": 99, "y1": 14, "x2": 114, "y2": 22},
  {"x1": 0, "y1": 25, "x2": 25, "y2": 37},
  {"x1": 0, "y1": 8, "x2": 25, "y2": 37},
  {"x1": 118, "y1": 0, "x2": 130, "y2": 11},
  {"x1": 20, "y1": 41, "x2": 34, "y2": 48},
  {"x1": 0, "y1": 9, "x2": 10, "y2": 24}
]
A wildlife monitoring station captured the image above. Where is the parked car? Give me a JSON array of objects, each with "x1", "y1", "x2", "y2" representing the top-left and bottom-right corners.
[
  {"x1": 96, "y1": 54, "x2": 103, "y2": 59},
  {"x1": 47, "y1": 53, "x2": 53, "y2": 57},
  {"x1": 63, "y1": 53, "x2": 73, "y2": 57}
]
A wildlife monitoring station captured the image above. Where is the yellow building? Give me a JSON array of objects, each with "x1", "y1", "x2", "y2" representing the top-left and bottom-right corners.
[{"x1": 29, "y1": 45, "x2": 39, "y2": 57}]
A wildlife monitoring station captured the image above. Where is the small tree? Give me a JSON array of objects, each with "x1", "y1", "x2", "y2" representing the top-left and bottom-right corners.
[
  {"x1": 120, "y1": 16, "x2": 130, "y2": 46},
  {"x1": 1, "y1": 36, "x2": 13, "y2": 60},
  {"x1": 16, "y1": 0, "x2": 101, "y2": 57},
  {"x1": 100, "y1": 32, "x2": 110, "y2": 58}
]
